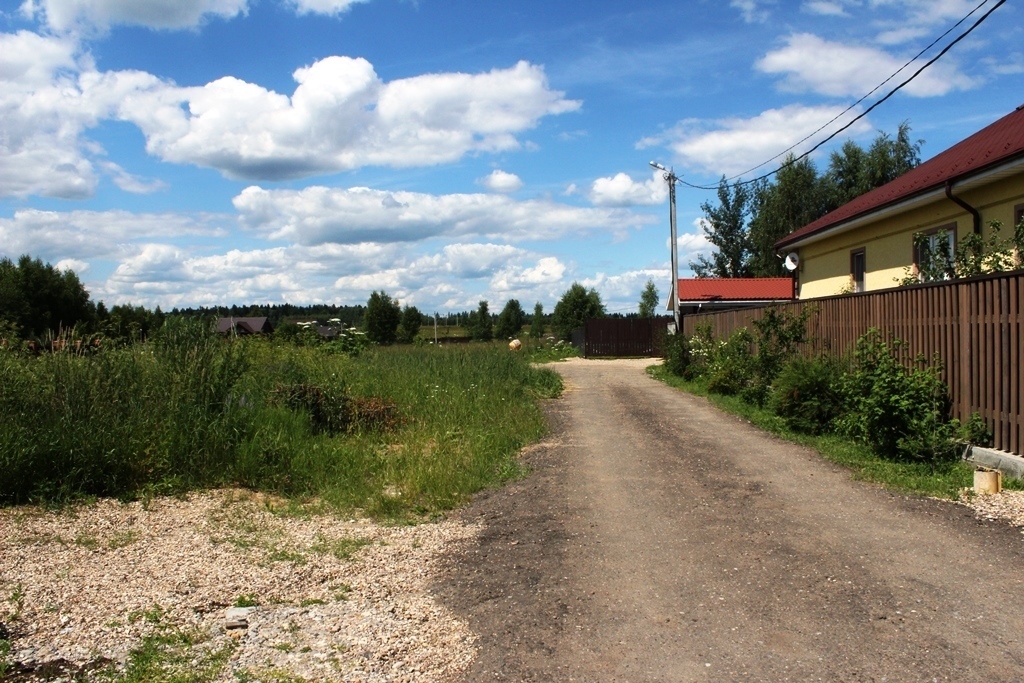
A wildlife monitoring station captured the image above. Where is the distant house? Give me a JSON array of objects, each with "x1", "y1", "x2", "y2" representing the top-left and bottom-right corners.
[
  {"x1": 217, "y1": 317, "x2": 274, "y2": 335},
  {"x1": 777, "y1": 105, "x2": 1024, "y2": 298},
  {"x1": 669, "y1": 277, "x2": 795, "y2": 316}
]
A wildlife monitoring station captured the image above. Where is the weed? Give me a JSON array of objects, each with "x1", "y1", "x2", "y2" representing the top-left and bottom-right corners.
[
  {"x1": 233, "y1": 594, "x2": 260, "y2": 608},
  {"x1": 309, "y1": 534, "x2": 370, "y2": 561},
  {"x1": 74, "y1": 534, "x2": 99, "y2": 550},
  {"x1": 107, "y1": 530, "x2": 138, "y2": 549},
  {"x1": 266, "y1": 549, "x2": 307, "y2": 565},
  {"x1": 113, "y1": 625, "x2": 234, "y2": 683},
  {"x1": 299, "y1": 598, "x2": 326, "y2": 607}
]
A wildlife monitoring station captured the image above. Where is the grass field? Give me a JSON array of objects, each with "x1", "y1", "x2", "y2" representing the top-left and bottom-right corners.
[{"x1": 0, "y1": 319, "x2": 562, "y2": 516}]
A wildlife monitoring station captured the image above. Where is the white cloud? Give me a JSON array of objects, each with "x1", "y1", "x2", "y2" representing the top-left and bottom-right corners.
[
  {"x1": 0, "y1": 208, "x2": 227, "y2": 262},
  {"x1": 757, "y1": 33, "x2": 976, "y2": 98},
  {"x1": 111, "y1": 57, "x2": 579, "y2": 180},
  {"x1": 589, "y1": 171, "x2": 667, "y2": 207},
  {"x1": 99, "y1": 161, "x2": 168, "y2": 194},
  {"x1": 0, "y1": 31, "x2": 99, "y2": 198},
  {"x1": 731, "y1": 0, "x2": 774, "y2": 23},
  {"x1": 232, "y1": 185, "x2": 654, "y2": 245},
  {"x1": 490, "y1": 257, "x2": 566, "y2": 292},
  {"x1": 0, "y1": 38, "x2": 579, "y2": 196},
  {"x1": 22, "y1": 0, "x2": 250, "y2": 32},
  {"x1": 802, "y1": 1, "x2": 850, "y2": 17},
  {"x1": 479, "y1": 169, "x2": 524, "y2": 193},
  {"x1": 659, "y1": 104, "x2": 873, "y2": 178},
  {"x1": 287, "y1": 0, "x2": 368, "y2": 16}
]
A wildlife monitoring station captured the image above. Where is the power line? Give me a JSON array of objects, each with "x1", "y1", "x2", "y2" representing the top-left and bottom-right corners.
[
  {"x1": 678, "y1": 0, "x2": 1005, "y2": 192},
  {"x1": 720, "y1": 0, "x2": 993, "y2": 183}
]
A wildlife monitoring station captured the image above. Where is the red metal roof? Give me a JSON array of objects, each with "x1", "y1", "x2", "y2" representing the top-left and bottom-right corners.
[
  {"x1": 777, "y1": 105, "x2": 1024, "y2": 249},
  {"x1": 678, "y1": 277, "x2": 794, "y2": 302}
]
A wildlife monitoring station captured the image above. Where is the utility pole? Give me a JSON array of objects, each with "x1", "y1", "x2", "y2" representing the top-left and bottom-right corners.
[{"x1": 650, "y1": 161, "x2": 680, "y2": 334}]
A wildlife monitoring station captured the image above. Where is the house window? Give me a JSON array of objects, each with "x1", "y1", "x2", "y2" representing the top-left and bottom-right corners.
[
  {"x1": 913, "y1": 224, "x2": 956, "y2": 281},
  {"x1": 850, "y1": 248, "x2": 866, "y2": 293},
  {"x1": 1015, "y1": 203, "x2": 1024, "y2": 230}
]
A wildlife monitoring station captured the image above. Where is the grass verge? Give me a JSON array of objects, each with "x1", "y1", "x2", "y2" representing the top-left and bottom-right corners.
[
  {"x1": 0, "y1": 326, "x2": 563, "y2": 519},
  {"x1": 648, "y1": 364, "x2": 1019, "y2": 499}
]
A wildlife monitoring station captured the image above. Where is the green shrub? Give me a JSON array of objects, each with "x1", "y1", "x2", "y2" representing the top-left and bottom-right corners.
[
  {"x1": 748, "y1": 306, "x2": 814, "y2": 405},
  {"x1": 706, "y1": 328, "x2": 755, "y2": 396},
  {"x1": 663, "y1": 333, "x2": 692, "y2": 378},
  {"x1": 770, "y1": 355, "x2": 845, "y2": 434},
  {"x1": 835, "y1": 329, "x2": 976, "y2": 462}
]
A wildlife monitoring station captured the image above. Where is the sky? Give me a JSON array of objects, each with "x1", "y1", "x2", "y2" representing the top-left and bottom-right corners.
[{"x1": 1, "y1": 0, "x2": 1021, "y2": 315}]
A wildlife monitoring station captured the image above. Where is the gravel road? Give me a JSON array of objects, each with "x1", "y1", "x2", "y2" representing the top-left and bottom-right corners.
[{"x1": 437, "y1": 358, "x2": 1024, "y2": 682}]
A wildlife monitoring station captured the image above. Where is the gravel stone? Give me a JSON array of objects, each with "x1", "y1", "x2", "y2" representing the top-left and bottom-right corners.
[{"x1": 0, "y1": 489, "x2": 479, "y2": 682}]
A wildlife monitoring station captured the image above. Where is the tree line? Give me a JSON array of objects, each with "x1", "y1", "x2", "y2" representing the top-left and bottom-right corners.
[{"x1": 693, "y1": 122, "x2": 922, "y2": 278}]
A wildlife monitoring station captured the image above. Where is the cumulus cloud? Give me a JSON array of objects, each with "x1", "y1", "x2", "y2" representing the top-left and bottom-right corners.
[
  {"x1": 731, "y1": 0, "x2": 773, "y2": 23},
  {"x1": 99, "y1": 161, "x2": 168, "y2": 194},
  {"x1": 232, "y1": 185, "x2": 654, "y2": 245},
  {"x1": 109, "y1": 57, "x2": 579, "y2": 180},
  {"x1": 0, "y1": 31, "x2": 99, "y2": 198},
  {"x1": 21, "y1": 0, "x2": 250, "y2": 32},
  {"x1": 653, "y1": 104, "x2": 872, "y2": 178},
  {"x1": 287, "y1": 0, "x2": 368, "y2": 16},
  {"x1": 757, "y1": 33, "x2": 976, "y2": 98},
  {"x1": 589, "y1": 171, "x2": 667, "y2": 207},
  {"x1": 479, "y1": 170, "x2": 524, "y2": 193},
  {"x1": 802, "y1": 1, "x2": 849, "y2": 17},
  {"x1": 0, "y1": 38, "x2": 579, "y2": 197},
  {"x1": 0, "y1": 208, "x2": 227, "y2": 263}
]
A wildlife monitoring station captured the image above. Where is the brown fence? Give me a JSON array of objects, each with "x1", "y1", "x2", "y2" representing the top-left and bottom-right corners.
[
  {"x1": 682, "y1": 270, "x2": 1024, "y2": 456},
  {"x1": 577, "y1": 317, "x2": 670, "y2": 358}
]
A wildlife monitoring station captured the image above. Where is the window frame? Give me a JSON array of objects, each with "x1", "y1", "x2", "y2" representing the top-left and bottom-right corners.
[
  {"x1": 912, "y1": 223, "x2": 957, "y2": 281},
  {"x1": 850, "y1": 248, "x2": 866, "y2": 293}
]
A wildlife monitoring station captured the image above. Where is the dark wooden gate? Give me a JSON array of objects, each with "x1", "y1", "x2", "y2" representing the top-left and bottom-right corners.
[{"x1": 578, "y1": 317, "x2": 670, "y2": 358}]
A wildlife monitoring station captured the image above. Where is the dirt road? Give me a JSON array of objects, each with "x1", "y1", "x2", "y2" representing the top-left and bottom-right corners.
[{"x1": 437, "y1": 358, "x2": 1024, "y2": 682}]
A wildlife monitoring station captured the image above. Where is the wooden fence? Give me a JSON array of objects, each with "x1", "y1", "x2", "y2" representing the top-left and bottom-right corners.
[
  {"x1": 681, "y1": 270, "x2": 1024, "y2": 456},
  {"x1": 576, "y1": 317, "x2": 670, "y2": 358}
]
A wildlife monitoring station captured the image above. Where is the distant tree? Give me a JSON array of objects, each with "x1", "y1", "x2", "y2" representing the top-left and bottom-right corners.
[
  {"x1": 638, "y1": 280, "x2": 660, "y2": 318},
  {"x1": 0, "y1": 255, "x2": 96, "y2": 338},
  {"x1": 397, "y1": 305, "x2": 422, "y2": 344},
  {"x1": 364, "y1": 291, "x2": 401, "y2": 345},
  {"x1": 690, "y1": 178, "x2": 754, "y2": 278},
  {"x1": 470, "y1": 300, "x2": 493, "y2": 341},
  {"x1": 530, "y1": 302, "x2": 545, "y2": 339},
  {"x1": 494, "y1": 299, "x2": 525, "y2": 339},
  {"x1": 552, "y1": 282, "x2": 606, "y2": 340},
  {"x1": 104, "y1": 303, "x2": 165, "y2": 343},
  {"x1": 748, "y1": 156, "x2": 822, "y2": 277},
  {"x1": 822, "y1": 122, "x2": 922, "y2": 210}
]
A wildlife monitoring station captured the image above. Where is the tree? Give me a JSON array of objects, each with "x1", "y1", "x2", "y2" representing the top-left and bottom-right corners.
[
  {"x1": 364, "y1": 291, "x2": 401, "y2": 345},
  {"x1": 397, "y1": 305, "x2": 422, "y2": 344},
  {"x1": 494, "y1": 299, "x2": 525, "y2": 339},
  {"x1": 530, "y1": 302, "x2": 545, "y2": 339},
  {"x1": 638, "y1": 280, "x2": 659, "y2": 318},
  {"x1": 690, "y1": 178, "x2": 754, "y2": 278},
  {"x1": 552, "y1": 282, "x2": 605, "y2": 340},
  {"x1": 470, "y1": 300, "x2": 493, "y2": 341},
  {"x1": 748, "y1": 156, "x2": 823, "y2": 277},
  {"x1": 0, "y1": 255, "x2": 96, "y2": 339}
]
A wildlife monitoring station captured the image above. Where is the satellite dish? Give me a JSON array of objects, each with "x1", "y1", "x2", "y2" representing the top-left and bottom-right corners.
[{"x1": 784, "y1": 252, "x2": 800, "y2": 271}]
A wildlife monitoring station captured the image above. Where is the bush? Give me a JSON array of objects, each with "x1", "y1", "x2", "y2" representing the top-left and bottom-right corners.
[
  {"x1": 770, "y1": 355, "x2": 845, "y2": 434},
  {"x1": 663, "y1": 333, "x2": 692, "y2": 378},
  {"x1": 748, "y1": 306, "x2": 814, "y2": 405},
  {"x1": 835, "y1": 329, "x2": 975, "y2": 462},
  {"x1": 706, "y1": 328, "x2": 755, "y2": 396}
]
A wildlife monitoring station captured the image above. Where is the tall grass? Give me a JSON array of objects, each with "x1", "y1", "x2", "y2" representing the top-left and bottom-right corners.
[{"x1": 0, "y1": 321, "x2": 561, "y2": 515}]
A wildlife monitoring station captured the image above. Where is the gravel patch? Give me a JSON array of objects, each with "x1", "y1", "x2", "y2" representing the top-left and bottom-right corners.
[
  {"x1": 961, "y1": 487, "x2": 1024, "y2": 529},
  {"x1": 0, "y1": 489, "x2": 479, "y2": 682}
]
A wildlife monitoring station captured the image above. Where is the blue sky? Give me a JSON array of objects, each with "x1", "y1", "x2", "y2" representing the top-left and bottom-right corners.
[{"x1": 1, "y1": 0, "x2": 1021, "y2": 314}]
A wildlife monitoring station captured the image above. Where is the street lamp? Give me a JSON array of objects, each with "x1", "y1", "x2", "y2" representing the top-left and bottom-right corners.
[{"x1": 651, "y1": 161, "x2": 680, "y2": 334}]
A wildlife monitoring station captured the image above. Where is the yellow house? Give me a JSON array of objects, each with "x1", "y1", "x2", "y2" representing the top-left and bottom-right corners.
[{"x1": 776, "y1": 105, "x2": 1024, "y2": 299}]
